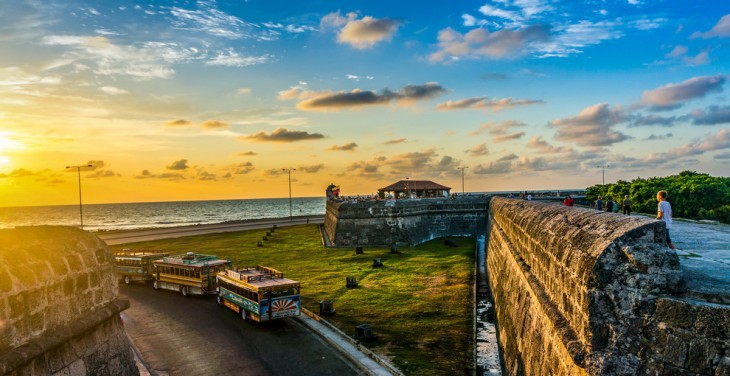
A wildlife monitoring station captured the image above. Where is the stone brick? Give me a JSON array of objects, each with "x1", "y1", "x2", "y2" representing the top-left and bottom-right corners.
[
  {"x1": 687, "y1": 338, "x2": 716, "y2": 374},
  {"x1": 715, "y1": 356, "x2": 730, "y2": 376},
  {"x1": 663, "y1": 334, "x2": 688, "y2": 368}
]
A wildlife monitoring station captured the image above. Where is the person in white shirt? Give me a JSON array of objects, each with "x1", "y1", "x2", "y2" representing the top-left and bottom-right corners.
[{"x1": 656, "y1": 190, "x2": 676, "y2": 250}]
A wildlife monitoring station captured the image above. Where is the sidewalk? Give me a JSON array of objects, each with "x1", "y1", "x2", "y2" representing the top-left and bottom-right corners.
[
  {"x1": 295, "y1": 309, "x2": 402, "y2": 376},
  {"x1": 671, "y1": 219, "x2": 730, "y2": 302}
]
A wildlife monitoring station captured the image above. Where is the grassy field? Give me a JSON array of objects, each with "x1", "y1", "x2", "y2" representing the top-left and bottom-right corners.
[{"x1": 113, "y1": 224, "x2": 475, "y2": 375}]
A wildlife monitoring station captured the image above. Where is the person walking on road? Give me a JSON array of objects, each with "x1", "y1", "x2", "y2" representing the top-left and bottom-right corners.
[
  {"x1": 622, "y1": 195, "x2": 632, "y2": 215},
  {"x1": 656, "y1": 190, "x2": 677, "y2": 250}
]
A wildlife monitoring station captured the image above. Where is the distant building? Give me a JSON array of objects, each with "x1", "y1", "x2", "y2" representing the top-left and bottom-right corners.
[{"x1": 378, "y1": 180, "x2": 451, "y2": 199}]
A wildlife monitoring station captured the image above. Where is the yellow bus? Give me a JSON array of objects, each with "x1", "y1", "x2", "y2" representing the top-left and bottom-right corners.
[
  {"x1": 153, "y1": 252, "x2": 230, "y2": 296},
  {"x1": 216, "y1": 266, "x2": 300, "y2": 322},
  {"x1": 114, "y1": 249, "x2": 169, "y2": 285}
]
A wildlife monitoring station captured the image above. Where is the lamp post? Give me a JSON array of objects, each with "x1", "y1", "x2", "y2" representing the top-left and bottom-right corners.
[
  {"x1": 457, "y1": 166, "x2": 469, "y2": 194},
  {"x1": 282, "y1": 168, "x2": 295, "y2": 221},
  {"x1": 596, "y1": 164, "x2": 610, "y2": 185},
  {"x1": 66, "y1": 164, "x2": 92, "y2": 228}
]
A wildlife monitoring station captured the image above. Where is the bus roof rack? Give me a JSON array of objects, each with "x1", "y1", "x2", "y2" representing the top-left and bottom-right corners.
[{"x1": 162, "y1": 253, "x2": 220, "y2": 265}]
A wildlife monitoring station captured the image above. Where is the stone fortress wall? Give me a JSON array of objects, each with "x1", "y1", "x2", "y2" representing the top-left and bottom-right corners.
[
  {"x1": 488, "y1": 197, "x2": 729, "y2": 375},
  {"x1": 0, "y1": 226, "x2": 137, "y2": 376},
  {"x1": 324, "y1": 197, "x2": 489, "y2": 246}
]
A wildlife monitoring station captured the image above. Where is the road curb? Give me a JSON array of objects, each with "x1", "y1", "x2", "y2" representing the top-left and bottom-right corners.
[{"x1": 295, "y1": 308, "x2": 403, "y2": 376}]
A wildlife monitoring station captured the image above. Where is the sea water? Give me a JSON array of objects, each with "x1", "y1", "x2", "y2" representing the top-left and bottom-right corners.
[{"x1": 0, "y1": 197, "x2": 325, "y2": 231}]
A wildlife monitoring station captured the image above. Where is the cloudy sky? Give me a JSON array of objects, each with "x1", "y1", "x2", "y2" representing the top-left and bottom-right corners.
[{"x1": 1, "y1": 0, "x2": 729, "y2": 206}]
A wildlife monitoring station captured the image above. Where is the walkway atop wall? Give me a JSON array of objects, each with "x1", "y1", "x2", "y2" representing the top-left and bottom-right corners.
[{"x1": 670, "y1": 219, "x2": 730, "y2": 303}]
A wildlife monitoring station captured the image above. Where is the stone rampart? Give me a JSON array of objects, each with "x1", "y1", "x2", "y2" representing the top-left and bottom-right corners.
[
  {"x1": 324, "y1": 197, "x2": 488, "y2": 246},
  {"x1": 0, "y1": 226, "x2": 137, "y2": 376},
  {"x1": 487, "y1": 197, "x2": 729, "y2": 375}
]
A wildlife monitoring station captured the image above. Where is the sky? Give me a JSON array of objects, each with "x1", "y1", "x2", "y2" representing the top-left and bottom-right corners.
[{"x1": 1, "y1": 0, "x2": 729, "y2": 207}]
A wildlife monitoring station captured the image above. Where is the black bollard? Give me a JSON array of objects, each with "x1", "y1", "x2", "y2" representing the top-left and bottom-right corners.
[
  {"x1": 390, "y1": 245, "x2": 398, "y2": 254},
  {"x1": 355, "y1": 324, "x2": 374, "y2": 341},
  {"x1": 355, "y1": 247, "x2": 363, "y2": 254},
  {"x1": 346, "y1": 276, "x2": 358, "y2": 288},
  {"x1": 319, "y1": 300, "x2": 336, "y2": 316},
  {"x1": 372, "y1": 258, "x2": 383, "y2": 267}
]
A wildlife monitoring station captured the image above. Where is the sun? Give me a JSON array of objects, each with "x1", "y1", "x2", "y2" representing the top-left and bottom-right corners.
[
  {"x1": 0, "y1": 132, "x2": 24, "y2": 167},
  {"x1": 0, "y1": 134, "x2": 22, "y2": 152}
]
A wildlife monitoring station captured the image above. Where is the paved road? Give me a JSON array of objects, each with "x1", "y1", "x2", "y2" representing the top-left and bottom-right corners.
[
  {"x1": 99, "y1": 216, "x2": 324, "y2": 245},
  {"x1": 120, "y1": 284, "x2": 360, "y2": 376}
]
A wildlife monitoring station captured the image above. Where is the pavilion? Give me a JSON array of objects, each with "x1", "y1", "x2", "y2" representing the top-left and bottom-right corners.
[{"x1": 378, "y1": 180, "x2": 451, "y2": 199}]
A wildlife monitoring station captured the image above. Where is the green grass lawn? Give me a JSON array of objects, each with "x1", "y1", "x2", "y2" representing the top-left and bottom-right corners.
[{"x1": 113, "y1": 224, "x2": 475, "y2": 375}]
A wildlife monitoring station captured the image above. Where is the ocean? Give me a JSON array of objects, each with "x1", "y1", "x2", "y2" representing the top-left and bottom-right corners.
[{"x1": 0, "y1": 197, "x2": 326, "y2": 232}]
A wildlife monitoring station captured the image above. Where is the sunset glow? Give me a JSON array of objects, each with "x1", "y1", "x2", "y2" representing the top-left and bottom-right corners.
[{"x1": 1, "y1": 1, "x2": 729, "y2": 207}]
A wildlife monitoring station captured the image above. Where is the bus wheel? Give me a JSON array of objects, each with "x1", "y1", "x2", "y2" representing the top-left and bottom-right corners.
[
  {"x1": 153, "y1": 280, "x2": 159, "y2": 290},
  {"x1": 124, "y1": 275, "x2": 131, "y2": 285},
  {"x1": 216, "y1": 296, "x2": 223, "y2": 306},
  {"x1": 181, "y1": 286, "x2": 189, "y2": 297}
]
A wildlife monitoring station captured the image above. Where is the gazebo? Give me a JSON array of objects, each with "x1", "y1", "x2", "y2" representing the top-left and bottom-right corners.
[{"x1": 378, "y1": 180, "x2": 451, "y2": 199}]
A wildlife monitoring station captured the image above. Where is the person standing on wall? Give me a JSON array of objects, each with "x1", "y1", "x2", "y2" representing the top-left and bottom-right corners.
[
  {"x1": 605, "y1": 196, "x2": 614, "y2": 212},
  {"x1": 563, "y1": 195, "x2": 574, "y2": 206},
  {"x1": 595, "y1": 196, "x2": 603, "y2": 210},
  {"x1": 656, "y1": 190, "x2": 677, "y2": 250},
  {"x1": 622, "y1": 195, "x2": 632, "y2": 215}
]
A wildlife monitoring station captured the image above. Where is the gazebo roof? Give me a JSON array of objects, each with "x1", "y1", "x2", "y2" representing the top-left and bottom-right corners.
[{"x1": 378, "y1": 180, "x2": 451, "y2": 192}]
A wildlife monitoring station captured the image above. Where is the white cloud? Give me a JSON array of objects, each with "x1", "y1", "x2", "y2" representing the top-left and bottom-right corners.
[
  {"x1": 692, "y1": 14, "x2": 730, "y2": 39},
  {"x1": 536, "y1": 20, "x2": 623, "y2": 58},
  {"x1": 641, "y1": 75, "x2": 725, "y2": 110},
  {"x1": 170, "y1": 4, "x2": 257, "y2": 39},
  {"x1": 462, "y1": 14, "x2": 489, "y2": 27},
  {"x1": 478, "y1": 4, "x2": 523, "y2": 23},
  {"x1": 205, "y1": 50, "x2": 271, "y2": 67},
  {"x1": 429, "y1": 25, "x2": 548, "y2": 62},
  {"x1": 647, "y1": 129, "x2": 730, "y2": 161},
  {"x1": 42, "y1": 36, "x2": 197, "y2": 80},
  {"x1": 437, "y1": 96, "x2": 543, "y2": 112},
  {"x1": 99, "y1": 86, "x2": 128, "y2": 95},
  {"x1": 549, "y1": 103, "x2": 631, "y2": 147},
  {"x1": 335, "y1": 15, "x2": 401, "y2": 49},
  {"x1": 630, "y1": 18, "x2": 666, "y2": 31}
]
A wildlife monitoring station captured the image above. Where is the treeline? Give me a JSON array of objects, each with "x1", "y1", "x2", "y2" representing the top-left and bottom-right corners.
[{"x1": 586, "y1": 171, "x2": 730, "y2": 224}]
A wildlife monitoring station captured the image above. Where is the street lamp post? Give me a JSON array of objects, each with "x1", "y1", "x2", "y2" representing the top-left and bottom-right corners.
[
  {"x1": 596, "y1": 164, "x2": 610, "y2": 185},
  {"x1": 282, "y1": 168, "x2": 296, "y2": 221},
  {"x1": 66, "y1": 164, "x2": 92, "y2": 228},
  {"x1": 457, "y1": 166, "x2": 469, "y2": 194}
]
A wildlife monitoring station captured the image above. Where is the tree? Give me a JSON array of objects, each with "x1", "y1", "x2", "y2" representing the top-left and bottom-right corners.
[{"x1": 585, "y1": 171, "x2": 730, "y2": 223}]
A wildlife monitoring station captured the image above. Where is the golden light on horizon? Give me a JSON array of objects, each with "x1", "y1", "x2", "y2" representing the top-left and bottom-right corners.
[
  {"x1": 0, "y1": 132, "x2": 24, "y2": 151},
  {"x1": 0, "y1": 131, "x2": 24, "y2": 167}
]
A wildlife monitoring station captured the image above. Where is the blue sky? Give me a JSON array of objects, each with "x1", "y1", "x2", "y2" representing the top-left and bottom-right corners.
[{"x1": 0, "y1": 0, "x2": 729, "y2": 205}]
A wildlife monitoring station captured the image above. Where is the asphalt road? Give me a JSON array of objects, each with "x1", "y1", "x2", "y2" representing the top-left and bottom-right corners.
[
  {"x1": 99, "y1": 216, "x2": 324, "y2": 245},
  {"x1": 119, "y1": 283, "x2": 360, "y2": 376}
]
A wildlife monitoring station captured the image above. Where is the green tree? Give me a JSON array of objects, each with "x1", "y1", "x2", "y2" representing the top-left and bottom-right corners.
[{"x1": 585, "y1": 171, "x2": 730, "y2": 223}]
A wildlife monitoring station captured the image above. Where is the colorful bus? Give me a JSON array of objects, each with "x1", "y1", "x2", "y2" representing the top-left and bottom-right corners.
[
  {"x1": 114, "y1": 249, "x2": 169, "y2": 284},
  {"x1": 216, "y1": 266, "x2": 301, "y2": 322},
  {"x1": 152, "y1": 252, "x2": 230, "y2": 296}
]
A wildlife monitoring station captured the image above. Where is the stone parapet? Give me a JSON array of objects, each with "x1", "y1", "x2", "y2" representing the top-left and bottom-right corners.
[
  {"x1": 324, "y1": 197, "x2": 488, "y2": 246},
  {"x1": 0, "y1": 226, "x2": 137, "y2": 376},
  {"x1": 486, "y1": 197, "x2": 717, "y2": 375}
]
